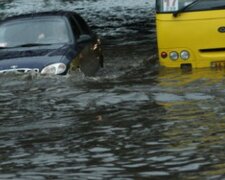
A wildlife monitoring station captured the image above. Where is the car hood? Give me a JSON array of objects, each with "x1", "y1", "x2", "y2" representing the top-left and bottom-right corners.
[{"x1": 0, "y1": 44, "x2": 73, "y2": 71}]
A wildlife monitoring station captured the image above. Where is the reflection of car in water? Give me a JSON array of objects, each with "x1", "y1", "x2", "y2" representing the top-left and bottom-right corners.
[
  {"x1": 0, "y1": 11, "x2": 104, "y2": 75},
  {"x1": 156, "y1": 0, "x2": 225, "y2": 69}
]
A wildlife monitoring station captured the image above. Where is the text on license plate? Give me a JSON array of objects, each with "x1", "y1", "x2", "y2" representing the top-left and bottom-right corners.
[{"x1": 211, "y1": 61, "x2": 225, "y2": 68}]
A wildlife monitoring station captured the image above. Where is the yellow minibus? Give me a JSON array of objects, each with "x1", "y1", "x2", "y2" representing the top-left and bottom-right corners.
[{"x1": 156, "y1": 0, "x2": 225, "y2": 68}]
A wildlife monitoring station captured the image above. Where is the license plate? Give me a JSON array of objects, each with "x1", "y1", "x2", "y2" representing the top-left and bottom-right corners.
[{"x1": 211, "y1": 61, "x2": 225, "y2": 68}]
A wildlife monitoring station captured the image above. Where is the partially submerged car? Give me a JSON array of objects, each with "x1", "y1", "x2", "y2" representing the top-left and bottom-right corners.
[{"x1": 0, "y1": 11, "x2": 103, "y2": 75}]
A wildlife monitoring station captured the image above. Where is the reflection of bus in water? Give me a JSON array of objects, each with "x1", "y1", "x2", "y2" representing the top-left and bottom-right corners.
[
  {"x1": 158, "y1": 68, "x2": 225, "y2": 88},
  {"x1": 156, "y1": 0, "x2": 225, "y2": 69}
]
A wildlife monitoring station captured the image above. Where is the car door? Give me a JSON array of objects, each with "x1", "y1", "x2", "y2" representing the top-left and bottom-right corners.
[{"x1": 71, "y1": 13, "x2": 102, "y2": 76}]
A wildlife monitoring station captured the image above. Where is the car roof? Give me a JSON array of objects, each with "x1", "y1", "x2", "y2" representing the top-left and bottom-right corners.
[{"x1": 1, "y1": 11, "x2": 79, "y2": 22}]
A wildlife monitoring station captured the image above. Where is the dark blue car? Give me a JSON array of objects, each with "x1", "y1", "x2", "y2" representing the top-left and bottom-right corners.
[{"x1": 0, "y1": 11, "x2": 104, "y2": 75}]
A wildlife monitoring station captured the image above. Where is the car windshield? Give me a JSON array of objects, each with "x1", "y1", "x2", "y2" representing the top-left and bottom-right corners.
[
  {"x1": 156, "y1": 0, "x2": 225, "y2": 13},
  {"x1": 0, "y1": 17, "x2": 71, "y2": 48}
]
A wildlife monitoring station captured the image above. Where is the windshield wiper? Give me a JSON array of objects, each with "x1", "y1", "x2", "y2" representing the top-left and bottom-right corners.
[
  {"x1": 0, "y1": 43, "x2": 50, "y2": 49},
  {"x1": 210, "y1": 5, "x2": 225, "y2": 10},
  {"x1": 13, "y1": 43, "x2": 51, "y2": 48},
  {"x1": 173, "y1": 0, "x2": 201, "y2": 17}
]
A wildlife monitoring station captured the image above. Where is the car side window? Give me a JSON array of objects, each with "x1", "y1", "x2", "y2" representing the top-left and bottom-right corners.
[
  {"x1": 72, "y1": 13, "x2": 91, "y2": 35},
  {"x1": 68, "y1": 16, "x2": 81, "y2": 39}
]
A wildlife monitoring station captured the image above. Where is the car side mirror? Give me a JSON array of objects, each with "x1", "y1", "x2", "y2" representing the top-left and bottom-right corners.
[{"x1": 77, "y1": 34, "x2": 92, "y2": 44}]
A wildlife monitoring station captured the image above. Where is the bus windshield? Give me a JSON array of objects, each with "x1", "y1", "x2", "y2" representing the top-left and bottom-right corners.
[{"x1": 156, "y1": 0, "x2": 225, "y2": 13}]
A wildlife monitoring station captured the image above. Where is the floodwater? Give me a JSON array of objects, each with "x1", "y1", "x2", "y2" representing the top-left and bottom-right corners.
[{"x1": 1, "y1": 0, "x2": 225, "y2": 179}]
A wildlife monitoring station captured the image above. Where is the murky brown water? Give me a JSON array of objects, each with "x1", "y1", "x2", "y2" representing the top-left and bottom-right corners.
[{"x1": 1, "y1": 0, "x2": 225, "y2": 179}]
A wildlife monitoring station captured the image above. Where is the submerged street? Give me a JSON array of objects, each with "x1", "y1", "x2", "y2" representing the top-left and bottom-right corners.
[{"x1": 1, "y1": 0, "x2": 225, "y2": 179}]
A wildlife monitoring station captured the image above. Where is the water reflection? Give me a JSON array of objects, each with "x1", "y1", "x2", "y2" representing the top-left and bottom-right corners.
[
  {"x1": 151, "y1": 68, "x2": 225, "y2": 178},
  {"x1": 1, "y1": 66, "x2": 225, "y2": 179}
]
